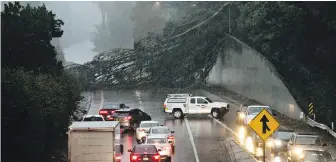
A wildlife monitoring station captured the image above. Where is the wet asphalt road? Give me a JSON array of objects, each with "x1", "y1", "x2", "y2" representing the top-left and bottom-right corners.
[{"x1": 89, "y1": 89, "x2": 233, "y2": 162}]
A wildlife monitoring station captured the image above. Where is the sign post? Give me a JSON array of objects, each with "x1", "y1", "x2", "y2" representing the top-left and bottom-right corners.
[{"x1": 248, "y1": 109, "x2": 280, "y2": 162}]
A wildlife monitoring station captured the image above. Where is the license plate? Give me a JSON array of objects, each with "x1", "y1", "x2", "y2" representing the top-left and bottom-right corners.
[{"x1": 143, "y1": 157, "x2": 149, "y2": 160}]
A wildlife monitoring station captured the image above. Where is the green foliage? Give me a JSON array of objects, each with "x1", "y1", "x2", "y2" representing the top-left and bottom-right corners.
[
  {"x1": 1, "y1": 1, "x2": 64, "y2": 73},
  {"x1": 2, "y1": 2, "x2": 82, "y2": 162},
  {"x1": 234, "y1": 2, "x2": 336, "y2": 124},
  {"x1": 2, "y1": 68, "x2": 82, "y2": 162}
]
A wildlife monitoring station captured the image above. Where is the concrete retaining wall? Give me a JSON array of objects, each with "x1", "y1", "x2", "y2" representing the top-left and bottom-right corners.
[{"x1": 207, "y1": 43, "x2": 302, "y2": 120}]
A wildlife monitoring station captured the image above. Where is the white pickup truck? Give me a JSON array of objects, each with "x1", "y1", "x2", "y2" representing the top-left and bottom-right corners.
[
  {"x1": 163, "y1": 94, "x2": 230, "y2": 119},
  {"x1": 68, "y1": 121, "x2": 123, "y2": 162}
]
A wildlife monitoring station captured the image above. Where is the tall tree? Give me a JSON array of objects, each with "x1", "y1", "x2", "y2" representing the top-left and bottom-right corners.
[
  {"x1": 1, "y1": 1, "x2": 64, "y2": 73},
  {"x1": 2, "y1": 2, "x2": 82, "y2": 162}
]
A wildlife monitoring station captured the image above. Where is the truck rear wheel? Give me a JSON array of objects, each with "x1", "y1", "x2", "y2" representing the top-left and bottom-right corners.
[{"x1": 173, "y1": 109, "x2": 183, "y2": 119}]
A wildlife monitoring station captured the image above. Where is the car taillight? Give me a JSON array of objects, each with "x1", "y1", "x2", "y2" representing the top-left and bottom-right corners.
[
  {"x1": 131, "y1": 155, "x2": 137, "y2": 160},
  {"x1": 99, "y1": 110, "x2": 108, "y2": 115},
  {"x1": 115, "y1": 155, "x2": 121, "y2": 160},
  {"x1": 153, "y1": 155, "x2": 160, "y2": 160},
  {"x1": 123, "y1": 116, "x2": 131, "y2": 120},
  {"x1": 163, "y1": 104, "x2": 166, "y2": 108}
]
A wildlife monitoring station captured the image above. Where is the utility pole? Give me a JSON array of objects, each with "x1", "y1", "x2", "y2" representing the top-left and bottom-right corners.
[{"x1": 229, "y1": 4, "x2": 231, "y2": 35}]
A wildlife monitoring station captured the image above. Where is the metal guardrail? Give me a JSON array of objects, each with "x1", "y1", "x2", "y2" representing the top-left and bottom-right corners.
[{"x1": 306, "y1": 116, "x2": 336, "y2": 138}]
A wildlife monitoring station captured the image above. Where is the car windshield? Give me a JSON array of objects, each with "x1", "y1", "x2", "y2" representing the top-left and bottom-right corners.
[
  {"x1": 305, "y1": 151, "x2": 332, "y2": 161},
  {"x1": 104, "y1": 104, "x2": 120, "y2": 109},
  {"x1": 141, "y1": 123, "x2": 159, "y2": 128},
  {"x1": 296, "y1": 136, "x2": 321, "y2": 145},
  {"x1": 276, "y1": 131, "x2": 294, "y2": 140},
  {"x1": 83, "y1": 117, "x2": 103, "y2": 121},
  {"x1": 205, "y1": 97, "x2": 213, "y2": 103},
  {"x1": 146, "y1": 138, "x2": 167, "y2": 144},
  {"x1": 152, "y1": 128, "x2": 170, "y2": 134},
  {"x1": 134, "y1": 145, "x2": 157, "y2": 154},
  {"x1": 248, "y1": 107, "x2": 271, "y2": 115}
]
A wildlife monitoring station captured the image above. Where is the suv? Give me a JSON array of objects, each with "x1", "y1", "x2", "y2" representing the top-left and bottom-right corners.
[
  {"x1": 164, "y1": 94, "x2": 230, "y2": 119},
  {"x1": 287, "y1": 133, "x2": 327, "y2": 162},
  {"x1": 236, "y1": 105, "x2": 276, "y2": 125}
]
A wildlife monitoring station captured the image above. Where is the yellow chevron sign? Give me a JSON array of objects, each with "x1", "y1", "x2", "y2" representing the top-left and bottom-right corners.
[{"x1": 308, "y1": 103, "x2": 314, "y2": 115}]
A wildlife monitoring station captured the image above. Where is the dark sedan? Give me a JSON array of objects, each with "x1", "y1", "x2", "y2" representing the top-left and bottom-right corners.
[
  {"x1": 111, "y1": 108, "x2": 151, "y2": 131},
  {"x1": 128, "y1": 144, "x2": 161, "y2": 162}
]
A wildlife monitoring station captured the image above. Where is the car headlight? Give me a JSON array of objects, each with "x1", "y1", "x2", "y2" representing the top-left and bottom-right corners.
[
  {"x1": 273, "y1": 156, "x2": 281, "y2": 162},
  {"x1": 247, "y1": 119, "x2": 252, "y2": 123},
  {"x1": 256, "y1": 147, "x2": 263, "y2": 156},
  {"x1": 245, "y1": 136, "x2": 254, "y2": 153},
  {"x1": 294, "y1": 148, "x2": 303, "y2": 155},
  {"x1": 239, "y1": 113, "x2": 246, "y2": 119},
  {"x1": 267, "y1": 140, "x2": 274, "y2": 147},
  {"x1": 238, "y1": 127, "x2": 245, "y2": 141},
  {"x1": 275, "y1": 140, "x2": 282, "y2": 146}
]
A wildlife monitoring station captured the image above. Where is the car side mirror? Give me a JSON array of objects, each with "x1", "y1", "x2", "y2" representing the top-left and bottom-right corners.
[
  {"x1": 158, "y1": 149, "x2": 162, "y2": 152},
  {"x1": 120, "y1": 144, "x2": 124, "y2": 155},
  {"x1": 171, "y1": 131, "x2": 175, "y2": 134},
  {"x1": 128, "y1": 149, "x2": 132, "y2": 152},
  {"x1": 322, "y1": 143, "x2": 327, "y2": 146},
  {"x1": 126, "y1": 106, "x2": 129, "y2": 108},
  {"x1": 82, "y1": 110, "x2": 88, "y2": 114}
]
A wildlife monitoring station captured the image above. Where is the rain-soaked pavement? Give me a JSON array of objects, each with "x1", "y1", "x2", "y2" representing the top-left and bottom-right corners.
[{"x1": 89, "y1": 89, "x2": 233, "y2": 162}]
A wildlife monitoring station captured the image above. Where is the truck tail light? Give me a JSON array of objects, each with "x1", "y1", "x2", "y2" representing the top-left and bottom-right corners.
[
  {"x1": 153, "y1": 155, "x2": 160, "y2": 160},
  {"x1": 115, "y1": 155, "x2": 121, "y2": 160},
  {"x1": 99, "y1": 110, "x2": 108, "y2": 115},
  {"x1": 131, "y1": 155, "x2": 138, "y2": 160}
]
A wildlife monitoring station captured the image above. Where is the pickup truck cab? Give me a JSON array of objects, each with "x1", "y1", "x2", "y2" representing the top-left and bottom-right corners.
[{"x1": 164, "y1": 94, "x2": 230, "y2": 119}]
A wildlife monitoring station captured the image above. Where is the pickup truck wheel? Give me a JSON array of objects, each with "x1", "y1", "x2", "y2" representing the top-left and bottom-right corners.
[
  {"x1": 173, "y1": 109, "x2": 183, "y2": 119},
  {"x1": 211, "y1": 109, "x2": 219, "y2": 118}
]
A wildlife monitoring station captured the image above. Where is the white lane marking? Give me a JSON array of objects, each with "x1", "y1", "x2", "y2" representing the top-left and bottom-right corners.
[
  {"x1": 99, "y1": 90, "x2": 104, "y2": 109},
  {"x1": 184, "y1": 118, "x2": 200, "y2": 162},
  {"x1": 210, "y1": 115, "x2": 260, "y2": 162},
  {"x1": 208, "y1": 115, "x2": 238, "y2": 137}
]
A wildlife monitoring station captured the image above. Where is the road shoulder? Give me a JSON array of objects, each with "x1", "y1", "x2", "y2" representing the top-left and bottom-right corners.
[{"x1": 198, "y1": 86, "x2": 336, "y2": 158}]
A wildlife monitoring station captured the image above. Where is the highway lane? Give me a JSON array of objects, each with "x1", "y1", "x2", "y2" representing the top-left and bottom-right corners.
[{"x1": 90, "y1": 89, "x2": 232, "y2": 162}]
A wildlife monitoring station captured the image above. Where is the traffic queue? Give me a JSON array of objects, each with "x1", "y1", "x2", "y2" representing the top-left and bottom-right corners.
[
  {"x1": 235, "y1": 104, "x2": 333, "y2": 162},
  {"x1": 69, "y1": 101, "x2": 176, "y2": 162}
]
